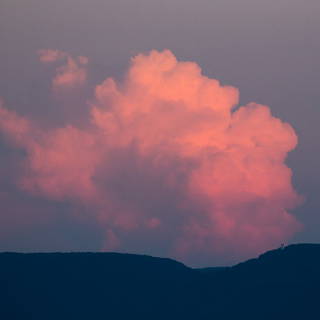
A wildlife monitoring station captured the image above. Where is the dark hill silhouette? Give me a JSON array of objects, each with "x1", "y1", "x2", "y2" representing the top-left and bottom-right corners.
[
  {"x1": 1, "y1": 244, "x2": 320, "y2": 319},
  {"x1": 204, "y1": 244, "x2": 320, "y2": 319}
]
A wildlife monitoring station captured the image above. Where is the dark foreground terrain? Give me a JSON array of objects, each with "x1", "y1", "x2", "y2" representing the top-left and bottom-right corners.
[{"x1": 1, "y1": 244, "x2": 319, "y2": 319}]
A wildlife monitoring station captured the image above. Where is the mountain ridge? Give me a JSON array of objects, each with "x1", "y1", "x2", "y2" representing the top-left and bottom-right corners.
[{"x1": 1, "y1": 243, "x2": 319, "y2": 319}]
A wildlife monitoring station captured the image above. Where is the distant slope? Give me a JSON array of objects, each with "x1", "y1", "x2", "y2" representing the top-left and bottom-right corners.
[
  {"x1": 1, "y1": 244, "x2": 320, "y2": 319},
  {"x1": 0, "y1": 252, "x2": 197, "y2": 319},
  {"x1": 206, "y1": 244, "x2": 320, "y2": 319}
]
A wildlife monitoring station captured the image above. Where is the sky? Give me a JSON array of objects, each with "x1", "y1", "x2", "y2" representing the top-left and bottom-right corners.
[{"x1": 0, "y1": 0, "x2": 319, "y2": 267}]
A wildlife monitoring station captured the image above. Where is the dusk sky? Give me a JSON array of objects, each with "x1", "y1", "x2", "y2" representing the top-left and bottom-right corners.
[{"x1": 0, "y1": 0, "x2": 319, "y2": 267}]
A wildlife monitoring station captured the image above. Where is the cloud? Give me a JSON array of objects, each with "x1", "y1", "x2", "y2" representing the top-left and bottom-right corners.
[
  {"x1": 38, "y1": 49, "x2": 67, "y2": 63},
  {"x1": 0, "y1": 50, "x2": 302, "y2": 264},
  {"x1": 38, "y1": 49, "x2": 88, "y2": 90}
]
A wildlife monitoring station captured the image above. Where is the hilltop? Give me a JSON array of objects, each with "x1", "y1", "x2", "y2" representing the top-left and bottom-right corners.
[{"x1": 1, "y1": 244, "x2": 319, "y2": 319}]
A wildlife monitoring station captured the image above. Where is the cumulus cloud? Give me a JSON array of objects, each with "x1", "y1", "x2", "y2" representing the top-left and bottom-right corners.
[{"x1": 0, "y1": 50, "x2": 302, "y2": 264}]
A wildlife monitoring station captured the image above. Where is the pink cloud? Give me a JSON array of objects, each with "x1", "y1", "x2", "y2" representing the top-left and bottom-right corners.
[
  {"x1": 0, "y1": 50, "x2": 302, "y2": 263},
  {"x1": 38, "y1": 49, "x2": 67, "y2": 63},
  {"x1": 38, "y1": 49, "x2": 88, "y2": 90}
]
